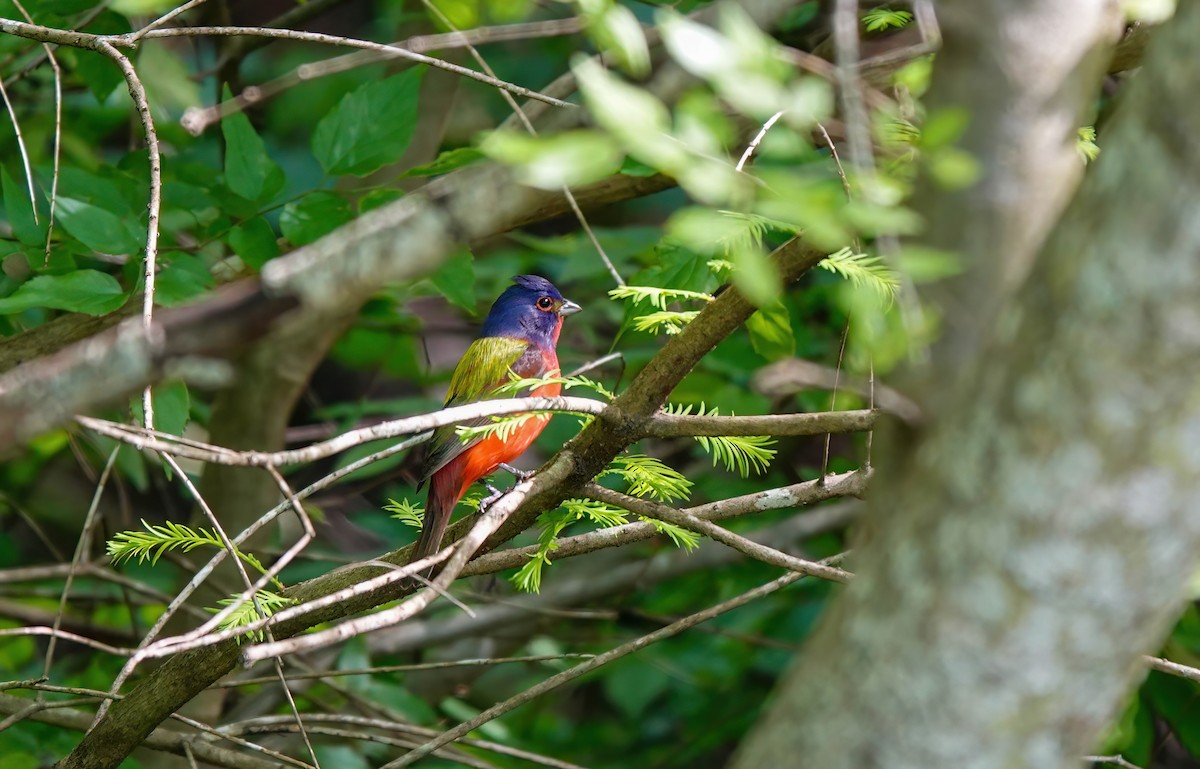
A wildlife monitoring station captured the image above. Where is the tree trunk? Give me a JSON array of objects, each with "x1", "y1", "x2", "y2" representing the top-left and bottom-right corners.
[{"x1": 732, "y1": 4, "x2": 1200, "y2": 768}]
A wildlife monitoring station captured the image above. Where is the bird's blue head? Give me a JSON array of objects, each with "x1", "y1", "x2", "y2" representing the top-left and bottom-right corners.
[{"x1": 480, "y1": 275, "x2": 581, "y2": 346}]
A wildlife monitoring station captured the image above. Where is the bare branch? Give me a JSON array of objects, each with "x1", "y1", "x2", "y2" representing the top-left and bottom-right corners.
[{"x1": 583, "y1": 483, "x2": 852, "y2": 582}]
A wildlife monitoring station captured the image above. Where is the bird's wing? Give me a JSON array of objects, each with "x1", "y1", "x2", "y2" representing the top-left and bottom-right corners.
[{"x1": 417, "y1": 336, "x2": 532, "y2": 486}]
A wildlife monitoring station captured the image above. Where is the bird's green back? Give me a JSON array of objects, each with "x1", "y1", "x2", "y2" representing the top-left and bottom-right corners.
[{"x1": 417, "y1": 336, "x2": 529, "y2": 484}]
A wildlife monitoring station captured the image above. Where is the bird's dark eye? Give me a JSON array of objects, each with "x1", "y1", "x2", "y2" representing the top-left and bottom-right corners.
[{"x1": 536, "y1": 296, "x2": 554, "y2": 311}]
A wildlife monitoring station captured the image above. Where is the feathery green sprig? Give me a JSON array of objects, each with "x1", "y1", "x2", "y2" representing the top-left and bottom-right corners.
[
  {"x1": 631, "y1": 310, "x2": 701, "y2": 336},
  {"x1": 208, "y1": 590, "x2": 295, "y2": 643},
  {"x1": 663, "y1": 402, "x2": 777, "y2": 476},
  {"x1": 602, "y1": 454, "x2": 693, "y2": 502},
  {"x1": 862, "y1": 7, "x2": 913, "y2": 31},
  {"x1": 1077, "y1": 126, "x2": 1100, "y2": 164},
  {"x1": 513, "y1": 498, "x2": 630, "y2": 592},
  {"x1": 608, "y1": 285, "x2": 715, "y2": 311},
  {"x1": 386, "y1": 498, "x2": 425, "y2": 529},
  {"x1": 494, "y1": 372, "x2": 615, "y2": 400},
  {"x1": 107, "y1": 519, "x2": 284, "y2": 590},
  {"x1": 819, "y1": 247, "x2": 901, "y2": 306}
]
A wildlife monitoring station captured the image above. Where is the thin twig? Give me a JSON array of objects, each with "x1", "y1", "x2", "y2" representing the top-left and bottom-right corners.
[
  {"x1": 10, "y1": 0, "x2": 60, "y2": 264},
  {"x1": 584, "y1": 484, "x2": 852, "y2": 582},
  {"x1": 0, "y1": 60, "x2": 37, "y2": 225},
  {"x1": 737, "y1": 110, "x2": 785, "y2": 172},
  {"x1": 188, "y1": 17, "x2": 586, "y2": 131},
  {"x1": 138, "y1": 25, "x2": 573, "y2": 134},
  {"x1": 128, "y1": 0, "x2": 211, "y2": 42},
  {"x1": 93, "y1": 41, "x2": 162, "y2": 431},
  {"x1": 43, "y1": 448, "x2": 119, "y2": 677},
  {"x1": 215, "y1": 654, "x2": 595, "y2": 688}
]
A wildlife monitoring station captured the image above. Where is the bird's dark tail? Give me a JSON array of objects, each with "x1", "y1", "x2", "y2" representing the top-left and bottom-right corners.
[{"x1": 410, "y1": 466, "x2": 462, "y2": 566}]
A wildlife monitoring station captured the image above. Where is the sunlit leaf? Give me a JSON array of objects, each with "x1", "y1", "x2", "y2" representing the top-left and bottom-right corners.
[
  {"x1": 0, "y1": 270, "x2": 125, "y2": 316},
  {"x1": 313, "y1": 69, "x2": 424, "y2": 176}
]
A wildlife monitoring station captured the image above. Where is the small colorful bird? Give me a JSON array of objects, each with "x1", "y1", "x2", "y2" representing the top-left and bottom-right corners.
[{"x1": 411, "y1": 275, "x2": 581, "y2": 562}]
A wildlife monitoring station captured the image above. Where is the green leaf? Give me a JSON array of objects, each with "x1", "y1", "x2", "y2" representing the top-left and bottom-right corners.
[
  {"x1": 227, "y1": 216, "x2": 279, "y2": 270},
  {"x1": 221, "y1": 86, "x2": 284, "y2": 201},
  {"x1": 401, "y1": 147, "x2": 484, "y2": 178},
  {"x1": 602, "y1": 454, "x2": 692, "y2": 502},
  {"x1": 818, "y1": 247, "x2": 900, "y2": 306},
  {"x1": 207, "y1": 589, "x2": 294, "y2": 643},
  {"x1": 603, "y1": 659, "x2": 669, "y2": 719},
  {"x1": 280, "y1": 191, "x2": 354, "y2": 246},
  {"x1": 359, "y1": 189, "x2": 404, "y2": 213},
  {"x1": 730, "y1": 245, "x2": 780, "y2": 307},
  {"x1": 313, "y1": 69, "x2": 424, "y2": 176},
  {"x1": 56, "y1": 197, "x2": 143, "y2": 255},
  {"x1": 746, "y1": 300, "x2": 795, "y2": 360},
  {"x1": 155, "y1": 253, "x2": 214, "y2": 307},
  {"x1": 72, "y1": 11, "x2": 130, "y2": 102},
  {"x1": 481, "y1": 130, "x2": 623, "y2": 190},
  {"x1": 0, "y1": 270, "x2": 125, "y2": 315},
  {"x1": 151, "y1": 379, "x2": 190, "y2": 437},
  {"x1": 1077, "y1": 125, "x2": 1100, "y2": 164},
  {"x1": 385, "y1": 498, "x2": 425, "y2": 529},
  {"x1": 862, "y1": 7, "x2": 913, "y2": 31},
  {"x1": 1, "y1": 167, "x2": 42, "y2": 247},
  {"x1": 430, "y1": 248, "x2": 476, "y2": 312}
]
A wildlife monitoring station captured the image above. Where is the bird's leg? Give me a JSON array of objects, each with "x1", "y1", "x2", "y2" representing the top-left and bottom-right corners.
[
  {"x1": 479, "y1": 482, "x2": 506, "y2": 512},
  {"x1": 499, "y1": 462, "x2": 533, "y2": 482}
]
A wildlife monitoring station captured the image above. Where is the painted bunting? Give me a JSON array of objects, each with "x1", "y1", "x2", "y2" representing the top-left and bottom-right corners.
[{"x1": 411, "y1": 275, "x2": 582, "y2": 562}]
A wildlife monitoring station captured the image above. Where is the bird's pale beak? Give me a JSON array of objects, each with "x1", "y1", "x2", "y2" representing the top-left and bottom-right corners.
[{"x1": 559, "y1": 299, "x2": 582, "y2": 316}]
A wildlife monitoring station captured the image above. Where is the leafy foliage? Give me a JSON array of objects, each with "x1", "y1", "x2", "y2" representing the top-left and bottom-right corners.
[
  {"x1": 608, "y1": 285, "x2": 716, "y2": 311},
  {"x1": 663, "y1": 403, "x2": 777, "y2": 477},
  {"x1": 602, "y1": 454, "x2": 693, "y2": 502},
  {"x1": 630, "y1": 310, "x2": 702, "y2": 336},
  {"x1": 512, "y1": 495, "x2": 699, "y2": 593},
  {"x1": 1077, "y1": 126, "x2": 1101, "y2": 164},
  {"x1": 862, "y1": 7, "x2": 914, "y2": 32},
  {"x1": 208, "y1": 590, "x2": 295, "y2": 643},
  {"x1": 385, "y1": 498, "x2": 425, "y2": 529},
  {"x1": 818, "y1": 247, "x2": 902, "y2": 306},
  {"x1": 107, "y1": 519, "x2": 283, "y2": 590},
  {"x1": 494, "y1": 372, "x2": 615, "y2": 401}
]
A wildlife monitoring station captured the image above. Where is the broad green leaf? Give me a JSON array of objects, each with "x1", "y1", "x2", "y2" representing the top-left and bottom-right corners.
[
  {"x1": 401, "y1": 147, "x2": 484, "y2": 178},
  {"x1": 659, "y1": 10, "x2": 733, "y2": 80},
  {"x1": 585, "y1": 1, "x2": 650, "y2": 76},
  {"x1": 574, "y1": 58, "x2": 687, "y2": 172},
  {"x1": 603, "y1": 658, "x2": 670, "y2": 719},
  {"x1": 481, "y1": 130, "x2": 622, "y2": 189},
  {"x1": 430, "y1": 248, "x2": 476, "y2": 312},
  {"x1": 280, "y1": 191, "x2": 353, "y2": 246},
  {"x1": 1, "y1": 167, "x2": 42, "y2": 247},
  {"x1": 730, "y1": 245, "x2": 780, "y2": 307},
  {"x1": 155, "y1": 253, "x2": 214, "y2": 307},
  {"x1": 221, "y1": 86, "x2": 283, "y2": 201},
  {"x1": 359, "y1": 188, "x2": 404, "y2": 213},
  {"x1": 151, "y1": 380, "x2": 190, "y2": 437},
  {"x1": 0, "y1": 270, "x2": 125, "y2": 315},
  {"x1": 227, "y1": 217, "x2": 279, "y2": 270},
  {"x1": 744, "y1": 299, "x2": 792, "y2": 359},
  {"x1": 312, "y1": 69, "x2": 424, "y2": 176},
  {"x1": 112, "y1": 0, "x2": 177, "y2": 14},
  {"x1": 71, "y1": 11, "x2": 130, "y2": 102},
  {"x1": 747, "y1": 300, "x2": 795, "y2": 360},
  {"x1": 55, "y1": 197, "x2": 143, "y2": 255}
]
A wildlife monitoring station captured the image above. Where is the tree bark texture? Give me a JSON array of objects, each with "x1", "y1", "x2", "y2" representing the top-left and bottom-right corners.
[
  {"x1": 913, "y1": 0, "x2": 1122, "y2": 379},
  {"x1": 732, "y1": 4, "x2": 1200, "y2": 768}
]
